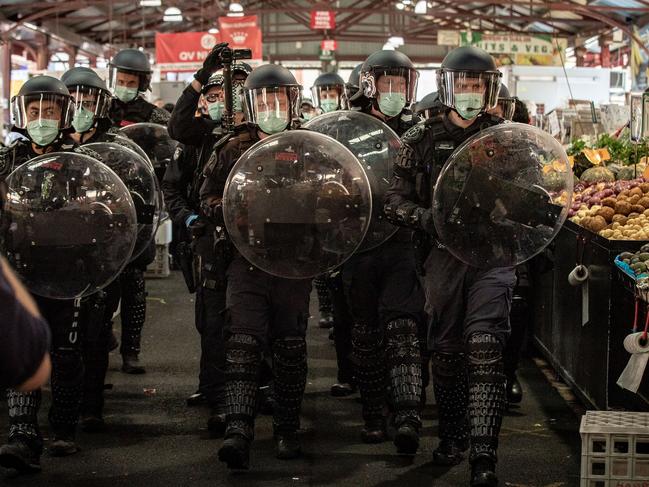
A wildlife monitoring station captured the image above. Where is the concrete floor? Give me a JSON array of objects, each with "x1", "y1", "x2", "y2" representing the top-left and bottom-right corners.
[{"x1": 1, "y1": 271, "x2": 582, "y2": 486}]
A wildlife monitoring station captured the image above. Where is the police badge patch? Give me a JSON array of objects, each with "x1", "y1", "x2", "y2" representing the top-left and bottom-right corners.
[{"x1": 402, "y1": 123, "x2": 425, "y2": 144}]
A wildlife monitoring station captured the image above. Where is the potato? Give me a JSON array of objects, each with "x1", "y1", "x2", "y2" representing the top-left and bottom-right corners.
[
  {"x1": 615, "y1": 201, "x2": 633, "y2": 215},
  {"x1": 602, "y1": 197, "x2": 617, "y2": 208},
  {"x1": 589, "y1": 215, "x2": 608, "y2": 233},
  {"x1": 629, "y1": 213, "x2": 641, "y2": 219},
  {"x1": 613, "y1": 214, "x2": 628, "y2": 224},
  {"x1": 641, "y1": 183, "x2": 649, "y2": 193},
  {"x1": 638, "y1": 197, "x2": 649, "y2": 208},
  {"x1": 633, "y1": 204, "x2": 647, "y2": 214},
  {"x1": 631, "y1": 187, "x2": 643, "y2": 197},
  {"x1": 600, "y1": 229, "x2": 614, "y2": 238},
  {"x1": 620, "y1": 189, "x2": 631, "y2": 198},
  {"x1": 630, "y1": 194, "x2": 642, "y2": 205},
  {"x1": 597, "y1": 206, "x2": 615, "y2": 222}
]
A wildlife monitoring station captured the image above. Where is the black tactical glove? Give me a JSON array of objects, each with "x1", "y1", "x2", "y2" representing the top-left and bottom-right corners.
[{"x1": 194, "y1": 42, "x2": 229, "y2": 85}]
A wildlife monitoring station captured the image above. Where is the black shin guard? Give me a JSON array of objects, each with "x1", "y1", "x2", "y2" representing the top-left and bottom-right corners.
[
  {"x1": 49, "y1": 350, "x2": 84, "y2": 439},
  {"x1": 467, "y1": 333, "x2": 506, "y2": 464},
  {"x1": 120, "y1": 267, "x2": 146, "y2": 356},
  {"x1": 313, "y1": 276, "x2": 333, "y2": 316},
  {"x1": 431, "y1": 352, "x2": 469, "y2": 445},
  {"x1": 351, "y1": 323, "x2": 386, "y2": 425},
  {"x1": 7, "y1": 390, "x2": 43, "y2": 454},
  {"x1": 386, "y1": 319, "x2": 422, "y2": 429},
  {"x1": 224, "y1": 334, "x2": 261, "y2": 441},
  {"x1": 272, "y1": 337, "x2": 307, "y2": 434}
]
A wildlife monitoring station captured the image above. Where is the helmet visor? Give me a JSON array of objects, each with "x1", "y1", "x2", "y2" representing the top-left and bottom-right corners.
[
  {"x1": 437, "y1": 70, "x2": 501, "y2": 115},
  {"x1": 244, "y1": 86, "x2": 301, "y2": 128},
  {"x1": 496, "y1": 97, "x2": 516, "y2": 121},
  {"x1": 108, "y1": 67, "x2": 151, "y2": 94},
  {"x1": 69, "y1": 86, "x2": 112, "y2": 119},
  {"x1": 11, "y1": 93, "x2": 74, "y2": 129},
  {"x1": 311, "y1": 85, "x2": 345, "y2": 112},
  {"x1": 362, "y1": 67, "x2": 419, "y2": 105}
]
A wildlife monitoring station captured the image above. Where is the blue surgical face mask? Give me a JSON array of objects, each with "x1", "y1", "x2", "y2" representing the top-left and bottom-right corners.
[
  {"x1": 72, "y1": 107, "x2": 95, "y2": 133},
  {"x1": 115, "y1": 85, "x2": 138, "y2": 103},
  {"x1": 257, "y1": 111, "x2": 289, "y2": 134},
  {"x1": 454, "y1": 93, "x2": 484, "y2": 120},
  {"x1": 207, "y1": 101, "x2": 224, "y2": 122},
  {"x1": 27, "y1": 119, "x2": 60, "y2": 146},
  {"x1": 378, "y1": 92, "x2": 406, "y2": 117}
]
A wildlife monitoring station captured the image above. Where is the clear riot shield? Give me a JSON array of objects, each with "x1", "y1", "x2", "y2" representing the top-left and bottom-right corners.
[
  {"x1": 100, "y1": 132, "x2": 153, "y2": 169},
  {"x1": 118, "y1": 122, "x2": 178, "y2": 181},
  {"x1": 1, "y1": 152, "x2": 137, "y2": 299},
  {"x1": 84, "y1": 142, "x2": 161, "y2": 260},
  {"x1": 432, "y1": 123, "x2": 573, "y2": 268},
  {"x1": 303, "y1": 110, "x2": 401, "y2": 251},
  {"x1": 223, "y1": 131, "x2": 372, "y2": 279}
]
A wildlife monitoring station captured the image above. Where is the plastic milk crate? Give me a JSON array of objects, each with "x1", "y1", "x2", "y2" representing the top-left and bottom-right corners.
[{"x1": 580, "y1": 411, "x2": 649, "y2": 486}]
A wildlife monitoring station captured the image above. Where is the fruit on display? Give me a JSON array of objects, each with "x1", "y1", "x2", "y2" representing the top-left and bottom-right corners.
[
  {"x1": 580, "y1": 166, "x2": 615, "y2": 183},
  {"x1": 617, "y1": 244, "x2": 649, "y2": 277},
  {"x1": 569, "y1": 179, "x2": 649, "y2": 240}
]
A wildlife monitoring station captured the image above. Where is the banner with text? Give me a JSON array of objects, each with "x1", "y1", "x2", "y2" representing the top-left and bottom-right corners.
[
  {"x1": 458, "y1": 32, "x2": 568, "y2": 66},
  {"x1": 155, "y1": 32, "x2": 222, "y2": 72},
  {"x1": 218, "y1": 15, "x2": 263, "y2": 61}
]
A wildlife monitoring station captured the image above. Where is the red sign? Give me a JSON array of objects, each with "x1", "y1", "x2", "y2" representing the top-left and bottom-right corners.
[
  {"x1": 310, "y1": 10, "x2": 335, "y2": 30},
  {"x1": 321, "y1": 39, "x2": 337, "y2": 51},
  {"x1": 155, "y1": 32, "x2": 222, "y2": 72},
  {"x1": 218, "y1": 15, "x2": 263, "y2": 60}
]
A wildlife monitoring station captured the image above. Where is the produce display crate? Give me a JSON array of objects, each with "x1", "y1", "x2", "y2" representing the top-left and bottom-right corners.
[
  {"x1": 145, "y1": 244, "x2": 170, "y2": 278},
  {"x1": 531, "y1": 220, "x2": 649, "y2": 410},
  {"x1": 580, "y1": 411, "x2": 649, "y2": 485}
]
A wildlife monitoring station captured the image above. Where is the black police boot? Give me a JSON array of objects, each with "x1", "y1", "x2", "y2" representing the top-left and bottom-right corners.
[
  {"x1": 272, "y1": 337, "x2": 307, "y2": 460},
  {"x1": 506, "y1": 375, "x2": 523, "y2": 404},
  {"x1": 122, "y1": 353, "x2": 146, "y2": 374},
  {"x1": 0, "y1": 438, "x2": 41, "y2": 473},
  {"x1": 433, "y1": 438, "x2": 470, "y2": 466},
  {"x1": 49, "y1": 436, "x2": 79, "y2": 457},
  {"x1": 318, "y1": 311, "x2": 334, "y2": 329},
  {"x1": 470, "y1": 454, "x2": 499, "y2": 487},
  {"x1": 218, "y1": 334, "x2": 260, "y2": 470},
  {"x1": 431, "y1": 352, "x2": 470, "y2": 466},
  {"x1": 1, "y1": 390, "x2": 43, "y2": 473},
  {"x1": 386, "y1": 319, "x2": 422, "y2": 455},
  {"x1": 467, "y1": 333, "x2": 506, "y2": 486},
  {"x1": 330, "y1": 382, "x2": 356, "y2": 397},
  {"x1": 351, "y1": 323, "x2": 387, "y2": 444}
]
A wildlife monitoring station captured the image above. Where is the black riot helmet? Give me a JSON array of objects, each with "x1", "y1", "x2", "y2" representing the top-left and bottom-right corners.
[
  {"x1": 436, "y1": 46, "x2": 501, "y2": 120},
  {"x1": 311, "y1": 72, "x2": 346, "y2": 112},
  {"x1": 491, "y1": 83, "x2": 516, "y2": 121},
  {"x1": 11, "y1": 75, "x2": 75, "y2": 144},
  {"x1": 108, "y1": 48, "x2": 153, "y2": 95},
  {"x1": 346, "y1": 63, "x2": 369, "y2": 110},
  {"x1": 414, "y1": 91, "x2": 444, "y2": 120},
  {"x1": 231, "y1": 63, "x2": 252, "y2": 113},
  {"x1": 243, "y1": 64, "x2": 302, "y2": 134},
  {"x1": 61, "y1": 67, "x2": 112, "y2": 127},
  {"x1": 202, "y1": 74, "x2": 225, "y2": 95}
]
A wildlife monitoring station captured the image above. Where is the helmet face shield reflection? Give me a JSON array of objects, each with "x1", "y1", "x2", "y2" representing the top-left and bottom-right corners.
[
  {"x1": 497, "y1": 98, "x2": 516, "y2": 121},
  {"x1": 69, "y1": 86, "x2": 112, "y2": 119},
  {"x1": 360, "y1": 66, "x2": 418, "y2": 106},
  {"x1": 11, "y1": 93, "x2": 74, "y2": 130},
  {"x1": 436, "y1": 70, "x2": 501, "y2": 119},
  {"x1": 244, "y1": 86, "x2": 301, "y2": 133},
  {"x1": 311, "y1": 84, "x2": 345, "y2": 112}
]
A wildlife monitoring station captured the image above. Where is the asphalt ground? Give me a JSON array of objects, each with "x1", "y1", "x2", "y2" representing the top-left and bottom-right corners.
[{"x1": 1, "y1": 271, "x2": 582, "y2": 486}]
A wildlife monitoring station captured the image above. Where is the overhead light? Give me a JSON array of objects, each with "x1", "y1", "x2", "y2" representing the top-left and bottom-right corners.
[
  {"x1": 208, "y1": 27, "x2": 219, "y2": 34},
  {"x1": 414, "y1": 0, "x2": 427, "y2": 14},
  {"x1": 388, "y1": 36, "x2": 404, "y2": 47},
  {"x1": 163, "y1": 6, "x2": 183, "y2": 21},
  {"x1": 227, "y1": 3, "x2": 244, "y2": 17},
  {"x1": 402, "y1": 0, "x2": 412, "y2": 4},
  {"x1": 395, "y1": 2, "x2": 405, "y2": 9},
  {"x1": 382, "y1": 42, "x2": 396, "y2": 51},
  {"x1": 140, "y1": 0, "x2": 161, "y2": 6}
]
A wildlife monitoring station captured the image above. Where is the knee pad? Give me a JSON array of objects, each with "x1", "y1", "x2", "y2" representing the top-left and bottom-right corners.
[
  {"x1": 272, "y1": 337, "x2": 307, "y2": 370},
  {"x1": 225, "y1": 333, "x2": 261, "y2": 368},
  {"x1": 466, "y1": 333, "x2": 502, "y2": 366},
  {"x1": 431, "y1": 352, "x2": 466, "y2": 386},
  {"x1": 386, "y1": 318, "x2": 420, "y2": 360},
  {"x1": 351, "y1": 323, "x2": 383, "y2": 361}
]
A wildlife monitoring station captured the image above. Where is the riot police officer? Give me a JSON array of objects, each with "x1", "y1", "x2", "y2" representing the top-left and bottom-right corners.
[
  {"x1": 0, "y1": 76, "x2": 103, "y2": 470},
  {"x1": 311, "y1": 72, "x2": 346, "y2": 113},
  {"x1": 343, "y1": 49, "x2": 425, "y2": 454},
  {"x1": 61, "y1": 66, "x2": 118, "y2": 432},
  {"x1": 106, "y1": 48, "x2": 171, "y2": 374},
  {"x1": 164, "y1": 61, "x2": 249, "y2": 435},
  {"x1": 346, "y1": 63, "x2": 369, "y2": 110},
  {"x1": 488, "y1": 84, "x2": 516, "y2": 121},
  {"x1": 384, "y1": 46, "x2": 513, "y2": 486},
  {"x1": 299, "y1": 98, "x2": 317, "y2": 121},
  {"x1": 200, "y1": 64, "x2": 310, "y2": 469}
]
